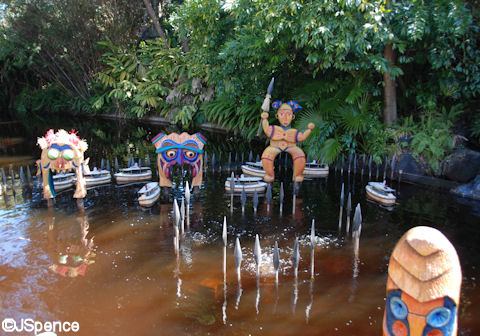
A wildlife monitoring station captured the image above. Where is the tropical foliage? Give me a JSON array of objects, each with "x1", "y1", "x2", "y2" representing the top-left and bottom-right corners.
[{"x1": 1, "y1": 0, "x2": 480, "y2": 173}]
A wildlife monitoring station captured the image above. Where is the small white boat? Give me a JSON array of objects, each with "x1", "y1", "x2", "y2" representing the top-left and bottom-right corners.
[
  {"x1": 365, "y1": 181, "x2": 396, "y2": 206},
  {"x1": 225, "y1": 175, "x2": 268, "y2": 193},
  {"x1": 241, "y1": 161, "x2": 265, "y2": 177},
  {"x1": 241, "y1": 161, "x2": 329, "y2": 178},
  {"x1": 304, "y1": 161, "x2": 329, "y2": 177},
  {"x1": 138, "y1": 182, "x2": 160, "y2": 207},
  {"x1": 114, "y1": 164, "x2": 152, "y2": 184},
  {"x1": 84, "y1": 167, "x2": 111, "y2": 187},
  {"x1": 52, "y1": 172, "x2": 75, "y2": 191}
]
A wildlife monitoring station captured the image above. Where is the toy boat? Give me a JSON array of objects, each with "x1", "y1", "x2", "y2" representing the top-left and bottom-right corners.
[
  {"x1": 365, "y1": 181, "x2": 396, "y2": 206},
  {"x1": 241, "y1": 161, "x2": 265, "y2": 177},
  {"x1": 52, "y1": 172, "x2": 75, "y2": 191},
  {"x1": 114, "y1": 163, "x2": 152, "y2": 184},
  {"x1": 225, "y1": 175, "x2": 268, "y2": 193},
  {"x1": 304, "y1": 161, "x2": 329, "y2": 177},
  {"x1": 83, "y1": 167, "x2": 111, "y2": 187},
  {"x1": 138, "y1": 182, "x2": 160, "y2": 207}
]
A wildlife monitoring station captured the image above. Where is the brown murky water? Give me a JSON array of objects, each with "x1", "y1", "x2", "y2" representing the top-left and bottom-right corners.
[
  {"x1": 1, "y1": 168, "x2": 479, "y2": 336},
  {"x1": 0, "y1": 118, "x2": 479, "y2": 335}
]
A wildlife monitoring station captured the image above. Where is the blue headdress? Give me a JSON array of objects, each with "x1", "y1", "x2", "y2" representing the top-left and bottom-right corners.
[{"x1": 272, "y1": 100, "x2": 303, "y2": 113}]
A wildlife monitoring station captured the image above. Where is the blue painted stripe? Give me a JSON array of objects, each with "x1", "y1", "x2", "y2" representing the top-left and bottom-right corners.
[{"x1": 156, "y1": 145, "x2": 204, "y2": 154}]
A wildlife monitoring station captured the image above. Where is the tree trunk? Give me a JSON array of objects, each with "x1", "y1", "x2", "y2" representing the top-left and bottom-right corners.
[
  {"x1": 143, "y1": 0, "x2": 169, "y2": 48},
  {"x1": 383, "y1": 45, "x2": 397, "y2": 125}
]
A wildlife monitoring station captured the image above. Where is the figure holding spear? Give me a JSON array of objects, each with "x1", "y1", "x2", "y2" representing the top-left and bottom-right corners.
[{"x1": 259, "y1": 78, "x2": 315, "y2": 183}]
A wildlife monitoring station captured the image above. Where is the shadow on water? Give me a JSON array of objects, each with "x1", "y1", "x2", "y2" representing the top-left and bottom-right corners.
[{"x1": 0, "y1": 118, "x2": 479, "y2": 335}]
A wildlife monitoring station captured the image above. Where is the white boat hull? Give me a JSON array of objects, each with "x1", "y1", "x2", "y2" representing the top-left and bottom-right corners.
[
  {"x1": 139, "y1": 190, "x2": 160, "y2": 207},
  {"x1": 114, "y1": 172, "x2": 152, "y2": 184},
  {"x1": 365, "y1": 185, "x2": 396, "y2": 206},
  {"x1": 225, "y1": 179, "x2": 267, "y2": 193},
  {"x1": 241, "y1": 165, "x2": 265, "y2": 177},
  {"x1": 85, "y1": 175, "x2": 112, "y2": 186},
  {"x1": 304, "y1": 167, "x2": 329, "y2": 177}
]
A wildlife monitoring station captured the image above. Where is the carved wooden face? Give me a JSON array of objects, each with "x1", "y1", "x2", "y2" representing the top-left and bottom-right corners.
[
  {"x1": 276, "y1": 104, "x2": 294, "y2": 127},
  {"x1": 152, "y1": 132, "x2": 206, "y2": 187},
  {"x1": 383, "y1": 226, "x2": 461, "y2": 336},
  {"x1": 37, "y1": 129, "x2": 87, "y2": 198},
  {"x1": 384, "y1": 287, "x2": 457, "y2": 336}
]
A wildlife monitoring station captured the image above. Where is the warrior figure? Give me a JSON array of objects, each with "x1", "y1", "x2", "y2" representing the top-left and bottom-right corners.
[{"x1": 260, "y1": 100, "x2": 315, "y2": 183}]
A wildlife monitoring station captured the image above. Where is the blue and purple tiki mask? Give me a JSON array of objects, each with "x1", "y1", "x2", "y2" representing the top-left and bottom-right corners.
[{"x1": 152, "y1": 132, "x2": 206, "y2": 187}]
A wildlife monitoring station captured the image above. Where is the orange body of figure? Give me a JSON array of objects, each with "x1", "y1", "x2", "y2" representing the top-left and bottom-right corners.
[
  {"x1": 383, "y1": 226, "x2": 462, "y2": 336},
  {"x1": 261, "y1": 101, "x2": 314, "y2": 183}
]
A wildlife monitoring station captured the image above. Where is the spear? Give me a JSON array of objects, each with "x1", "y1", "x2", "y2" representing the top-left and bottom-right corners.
[
  {"x1": 234, "y1": 237, "x2": 243, "y2": 282},
  {"x1": 273, "y1": 241, "x2": 280, "y2": 283},
  {"x1": 257, "y1": 77, "x2": 275, "y2": 136},
  {"x1": 254, "y1": 234, "x2": 261, "y2": 278},
  {"x1": 292, "y1": 237, "x2": 300, "y2": 278}
]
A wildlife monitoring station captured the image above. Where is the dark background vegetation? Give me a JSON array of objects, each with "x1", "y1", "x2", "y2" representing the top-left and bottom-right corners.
[{"x1": 1, "y1": 0, "x2": 479, "y2": 174}]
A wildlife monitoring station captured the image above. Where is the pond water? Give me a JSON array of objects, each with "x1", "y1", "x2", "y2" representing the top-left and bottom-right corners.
[{"x1": 0, "y1": 118, "x2": 480, "y2": 335}]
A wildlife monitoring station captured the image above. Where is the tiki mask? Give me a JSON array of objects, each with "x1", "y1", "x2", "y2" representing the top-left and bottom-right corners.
[
  {"x1": 152, "y1": 132, "x2": 206, "y2": 187},
  {"x1": 37, "y1": 129, "x2": 88, "y2": 199},
  {"x1": 383, "y1": 226, "x2": 462, "y2": 336}
]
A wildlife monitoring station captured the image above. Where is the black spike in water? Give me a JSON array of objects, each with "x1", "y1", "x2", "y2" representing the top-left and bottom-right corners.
[
  {"x1": 368, "y1": 156, "x2": 373, "y2": 178},
  {"x1": 292, "y1": 237, "x2": 300, "y2": 271},
  {"x1": 249, "y1": 151, "x2": 253, "y2": 162},
  {"x1": 106, "y1": 160, "x2": 111, "y2": 172},
  {"x1": 273, "y1": 241, "x2": 280, "y2": 272},
  {"x1": 115, "y1": 157, "x2": 119, "y2": 172},
  {"x1": 2, "y1": 168, "x2": 7, "y2": 191},
  {"x1": 241, "y1": 187, "x2": 246, "y2": 209},
  {"x1": 253, "y1": 190, "x2": 258, "y2": 212},
  {"x1": 383, "y1": 157, "x2": 388, "y2": 181},
  {"x1": 234, "y1": 152, "x2": 238, "y2": 165},
  {"x1": 279, "y1": 182, "x2": 284, "y2": 204},
  {"x1": 347, "y1": 192, "x2": 352, "y2": 215},
  {"x1": 353, "y1": 153, "x2": 357, "y2": 175},
  {"x1": 340, "y1": 183, "x2": 345, "y2": 206},
  {"x1": 341, "y1": 154, "x2": 345, "y2": 175},
  {"x1": 348, "y1": 153, "x2": 353, "y2": 173},
  {"x1": 20, "y1": 167, "x2": 26, "y2": 184},
  {"x1": 211, "y1": 153, "x2": 216, "y2": 172},
  {"x1": 361, "y1": 154, "x2": 366, "y2": 175},
  {"x1": 26, "y1": 166, "x2": 32, "y2": 184},
  {"x1": 352, "y1": 203, "x2": 362, "y2": 235},
  {"x1": 228, "y1": 152, "x2": 232, "y2": 169},
  {"x1": 256, "y1": 154, "x2": 260, "y2": 162},
  {"x1": 390, "y1": 155, "x2": 396, "y2": 180},
  {"x1": 241, "y1": 152, "x2": 245, "y2": 164},
  {"x1": 266, "y1": 183, "x2": 272, "y2": 203}
]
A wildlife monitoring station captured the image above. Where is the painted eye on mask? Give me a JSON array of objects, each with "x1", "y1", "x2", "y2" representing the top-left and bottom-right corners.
[
  {"x1": 390, "y1": 296, "x2": 408, "y2": 320},
  {"x1": 62, "y1": 149, "x2": 74, "y2": 161},
  {"x1": 166, "y1": 150, "x2": 177, "y2": 158},
  {"x1": 183, "y1": 150, "x2": 198, "y2": 162},
  {"x1": 426, "y1": 307, "x2": 451, "y2": 328},
  {"x1": 47, "y1": 148, "x2": 60, "y2": 160}
]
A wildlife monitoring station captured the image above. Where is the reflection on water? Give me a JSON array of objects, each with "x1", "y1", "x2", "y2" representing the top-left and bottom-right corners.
[
  {"x1": 1, "y1": 170, "x2": 479, "y2": 335},
  {"x1": 1, "y1": 119, "x2": 480, "y2": 335}
]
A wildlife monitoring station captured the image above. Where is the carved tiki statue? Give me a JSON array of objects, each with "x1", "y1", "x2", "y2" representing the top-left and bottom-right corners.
[
  {"x1": 152, "y1": 132, "x2": 206, "y2": 187},
  {"x1": 37, "y1": 129, "x2": 88, "y2": 199},
  {"x1": 261, "y1": 100, "x2": 315, "y2": 183},
  {"x1": 383, "y1": 226, "x2": 462, "y2": 336}
]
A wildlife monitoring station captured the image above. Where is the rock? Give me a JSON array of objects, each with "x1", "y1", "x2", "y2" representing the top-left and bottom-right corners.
[
  {"x1": 441, "y1": 149, "x2": 480, "y2": 183},
  {"x1": 396, "y1": 153, "x2": 428, "y2": 177},
  {"x1": 451, "y1": 174, "x2": 480, "y2": 200}
]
